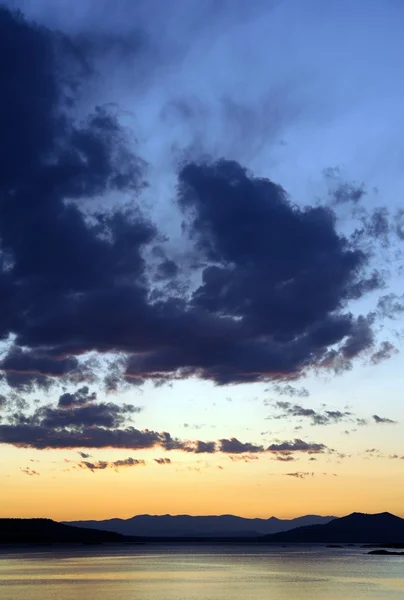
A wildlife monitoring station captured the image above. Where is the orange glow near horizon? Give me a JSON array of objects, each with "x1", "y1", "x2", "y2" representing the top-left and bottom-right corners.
[{"x1": 2, "y1": 446, "x2": 404, "y2": 521}]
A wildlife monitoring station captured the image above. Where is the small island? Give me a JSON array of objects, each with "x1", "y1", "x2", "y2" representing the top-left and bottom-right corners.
[{"x1": 368, "y1": 549, "x2": 404, "y2": 556}]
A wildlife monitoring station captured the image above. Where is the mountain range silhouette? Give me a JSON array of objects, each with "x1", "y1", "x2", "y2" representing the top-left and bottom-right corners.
[
  {"x1": 2, "y1": 512, "x2": 404, "y2": 545},
  {"x1": 65, "y1": 513, "x2": 334, "y2": 537},
  {"x1": 0, "y1": 518, "x2": 127, "y2": 545},
  {"x1": 262, "y1": 512, "x2": 404, "y2": 543}
]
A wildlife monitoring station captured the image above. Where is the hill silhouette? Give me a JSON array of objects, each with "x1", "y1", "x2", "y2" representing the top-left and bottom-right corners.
[
  {"x1": 0, "y1": 518, "x2": 131, "y2": 545},
  {"x1": 262, "y1": 512, "x2": 404, "y2": 543},
  {"x1": 66, "y1": 513, "x2": 335, "y2": 537}
]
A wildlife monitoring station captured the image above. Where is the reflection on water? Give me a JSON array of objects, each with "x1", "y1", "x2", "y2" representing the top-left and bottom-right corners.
[{"x1": 0, "y1": 545, "x2": 403, "y2": 600}]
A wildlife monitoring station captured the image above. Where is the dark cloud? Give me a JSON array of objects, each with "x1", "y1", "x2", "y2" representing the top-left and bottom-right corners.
[
  {"x1": 324, "y1": 168, "x2": 366, "y2": 205},
  {"x1": 219, "y1": 438, "x2": 264, "y2": 454},
  {"x1": 78, "y1": 457, "x2": 147, "y2": 471},
  {"x1": 323, "y1": 410, "x2": 351, "y2": 423},
  {"x1": 160, "y1": 159, "x2": 384, "y2": 384},
  {"x1": 395, "y1": 209, "x2": 404, "y2": 241},
  {"x1": 162, "y1": 438, "x2": 217, "y2": 454},
  {"x1": 0, "y1": 5, "x2": 397, "y2": 415},
  {"x1": 154, "y1": 457, "x2": 171, "y2": 464},
  {"x1": 358, "y1": 207, "x2": 391, "y2": 248},
  {"x1": 372, "y1": 414, "x2": 397, "y2": 424},
  {"x1": 2, "y1": 392, "x2": 28, "y2": 412},
  {"x1": 0, "y1": 347, "x2": 81, "y2": 391},
  {"x1": 324, "y1": 169, "x2": 392, "y2": 248},
  {"x1": 8, "y1": 396, "x2": 140, "y2": 430},
  {"x1": 340, "y1": 315, "x2": 374, "y2": 359},
  {"x1": 370, "y1": 341, "x2": 398, "y2": 365},
  {"x1": 190, "y1": 440, "x2": 217, "y2": 453},
  {"x1": 271, "y1": 401, "x2": 352, "y2": 426},
  {"x1": 58, "y1": 386, "x2": 97, "y2": 408},
  {"x1": 78, "y1": 451, "x2": 91, "y2": 459},
  {"x1": 103, "y1": 357, "x2": 130, "y2": 394},
  {"x1": 112, "y1": 457, "x2": 145, "y2": 468},
  {"x1": 125, "y1": 154, "x2": 389, "y2": 385},
  {"x1": 377, "y1": 294, "x2": 404, "y2": 319},
  {"x1": 0, "y1": 6, "x2": 153, "y2": 372},
  {"x1": 80, "y1": 460, "x2": 108, "y2": 471},
  {"x1": 270, "y1": 384, "x2": 310, "y2": 398},
  {"x1": 267, "y1": 439, "x2": 328, "y2": 455},
  {"x1": 0, "y1": 423, "x2": 165, "y2": 450},
  {"x1": 0, "y1": 404, "x2": 331, "y2": 457},
  {"x1": 1, "y1": 388, "x2": 151, "y2": 449},
  {"x1": 155, "y1": 259, "x2": 179, "y2": 281}
]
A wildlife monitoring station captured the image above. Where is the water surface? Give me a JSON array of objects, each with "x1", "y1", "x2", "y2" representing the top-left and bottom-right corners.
[{"x1": 1, "y1": 544, "x2": 403, "y2": 600}]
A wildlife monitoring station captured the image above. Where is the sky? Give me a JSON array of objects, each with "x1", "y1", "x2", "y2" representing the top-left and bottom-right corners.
[{"x1": 1, "y1": 0, "x2": 404, "y2": 521}]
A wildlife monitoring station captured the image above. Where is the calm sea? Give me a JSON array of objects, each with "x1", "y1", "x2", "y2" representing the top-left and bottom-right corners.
[{"x1": 0, "y1": 544, "x2": 403, "y2": 600}]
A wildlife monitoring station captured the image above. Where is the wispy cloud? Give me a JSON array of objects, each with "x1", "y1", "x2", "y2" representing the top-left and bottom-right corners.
[
  {"x1": 269, "y1": 401, "x2": 352, "y2": 426},
  {"x1": 269, "y1": 384, "x2": 310, "y2": 398},
  {"x1": 286, "y1": 472, "x2": 314, "y2": 479},
  {"x1": 372, "y1": 414, "x2": 397, "y2": 424},
  {"x1": 229, "y1": 454, "x2": 259, "y2": 462},
  {"x1": 370, "y1": 341, "x2": 398, "y2": 365},
  {"x1": 267, "y1": 439, "x2": 329, "y2": 456},
  {"x1": 285, "y1": 471, "x2": 337, "y2": 479},
  {"x1": 79, "y1": 457, "x2": 146, "y2": 472},
  {"x1": 20, "y1": 467, "x2": 40, "y2": 476},
  {"x1": 78, "y1": 451, "x2": 91, "y2": 459}
]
